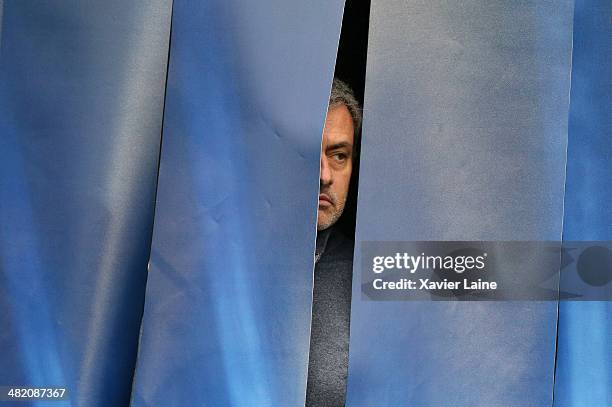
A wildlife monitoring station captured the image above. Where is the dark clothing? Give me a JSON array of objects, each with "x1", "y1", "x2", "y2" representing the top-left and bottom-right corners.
[{"x1": 305, "y1": 226, "x2": 354, "y2": 407}]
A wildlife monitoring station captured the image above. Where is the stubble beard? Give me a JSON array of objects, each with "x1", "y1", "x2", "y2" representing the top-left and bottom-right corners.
[{"x1": 317, "y1": 189, "x2": 346, "y2": 231}]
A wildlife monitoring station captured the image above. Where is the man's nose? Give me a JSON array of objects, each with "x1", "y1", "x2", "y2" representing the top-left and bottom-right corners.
[{"x1": 320, "y1": 155, "x2": 333, "y2": 186}]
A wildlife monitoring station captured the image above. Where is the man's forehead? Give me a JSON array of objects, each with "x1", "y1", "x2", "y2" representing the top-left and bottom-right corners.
[
  {"x1": 323, "y1": 131, "x2": 353, "y2": 149},
  {"x1": 323, "y1": 105, "x2": 354, "y2": 147}
]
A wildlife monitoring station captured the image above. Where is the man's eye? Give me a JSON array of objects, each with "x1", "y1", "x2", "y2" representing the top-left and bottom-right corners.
[{"x1": 332, "y1": 153, "x2": 348, "y2": 162}]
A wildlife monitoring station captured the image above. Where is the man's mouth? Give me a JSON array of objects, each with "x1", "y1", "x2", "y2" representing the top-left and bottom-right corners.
[{"x1": 319, "y1": 194, "x2": 333, "y2": 206}]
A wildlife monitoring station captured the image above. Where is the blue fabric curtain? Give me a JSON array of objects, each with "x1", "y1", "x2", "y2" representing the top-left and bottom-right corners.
[
  {"x1": 554, "y1": 0, "x2": 612, "y2": 405},
  {"x1": 346, "y1": 1, "x2": 574, "y2": 406},
  {"x1": 1, "y1": 1, "x2": 610, "y2": 406},
  {"x1": 129, "y1": 0, "x2": 344, "y2": 406},
  {"x1": 0, "y1": 1, "x2": 171, "y2": 406}
]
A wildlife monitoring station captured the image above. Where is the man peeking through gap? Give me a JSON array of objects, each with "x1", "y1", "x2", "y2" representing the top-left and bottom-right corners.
[{"x1": 306, "y1": 78, "x2": 361, "y2": 407}]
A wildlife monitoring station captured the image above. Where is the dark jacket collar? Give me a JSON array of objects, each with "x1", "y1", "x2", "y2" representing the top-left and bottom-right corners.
[{"x1": 314, "y1": 227, "x2": 332, "y2": 264}]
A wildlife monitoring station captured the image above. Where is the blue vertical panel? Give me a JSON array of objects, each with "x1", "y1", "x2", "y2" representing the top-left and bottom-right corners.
[
  {"x1": 130, "y1": 0, "x2": 343, "y2": 405},
  {"x1": 0, "y1": 1, "x2": 171, "y2": 406},
  {"x1": 347, "y1": 1, "x2": 573, "y2": 406},
  {"x1": 555, "y1": 1, "x2": 612, "y2": 405}
]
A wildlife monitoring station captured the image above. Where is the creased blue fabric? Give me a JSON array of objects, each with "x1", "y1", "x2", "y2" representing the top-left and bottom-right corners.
[
  {"x1": 129, "y1": 0, "x2": 343, "y2": 405},
  {"x1": 0, "y1": 2, "x2": 171, "y2": 405},
  {"x1": 346, "y1": 1, "x2": 573, "y2": 406}
]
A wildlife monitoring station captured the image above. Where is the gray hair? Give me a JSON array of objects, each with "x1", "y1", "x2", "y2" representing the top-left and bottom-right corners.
[{"x1": 329, "y1": 78, "x2": 362, "y2": 140}]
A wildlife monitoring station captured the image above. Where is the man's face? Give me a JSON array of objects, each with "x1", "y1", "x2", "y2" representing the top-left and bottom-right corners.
[{"x1": 317, "y1": 104, "x2": 354, "y2": 231}]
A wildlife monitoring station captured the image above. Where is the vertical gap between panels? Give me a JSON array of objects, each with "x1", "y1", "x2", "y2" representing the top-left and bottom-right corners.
[
  {"x1": 129, "y1": 0, "x2": 175, "y2": 399},
  {"x1": 304, "y1": 0, "x2": 371, "y2": 405},
  {"x1": 551, "y1": 1, "x2": 577, "y2": 405}
]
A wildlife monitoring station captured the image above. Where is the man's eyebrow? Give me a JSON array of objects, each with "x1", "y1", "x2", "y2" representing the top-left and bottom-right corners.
[{"x1": 326, "y1": 142, "x2": 353, "y2": 151}]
